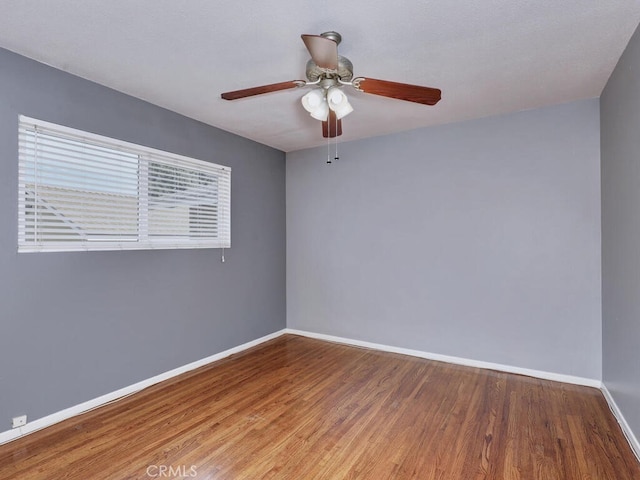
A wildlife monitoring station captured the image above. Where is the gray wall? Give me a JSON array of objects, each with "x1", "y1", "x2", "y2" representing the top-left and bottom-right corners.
[
  {"x1": 601, "y1": 24, "x2": 640, "y2": 442},
  {"x1": 0, "y1": 48, "x2": 286, "y2": 428},
  {"x1": 287, "y1": 99, "x2": 602, "y2": 379}
]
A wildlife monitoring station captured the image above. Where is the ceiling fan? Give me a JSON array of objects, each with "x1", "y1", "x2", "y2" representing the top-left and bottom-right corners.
[{"x1": 221, "y1": 31, "x2": 441, "y2": 139}]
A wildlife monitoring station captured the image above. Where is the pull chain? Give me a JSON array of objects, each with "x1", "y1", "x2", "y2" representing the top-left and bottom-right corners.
[
  {"x1": 327, "y1": 125, "x2": 331, "y2": 164},
  {"x1": 334, "y1": 113, "x2": 339, "y2": 162}
]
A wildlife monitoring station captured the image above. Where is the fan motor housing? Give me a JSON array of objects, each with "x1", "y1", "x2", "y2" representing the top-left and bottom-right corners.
[{"x1": 306, "y1": 56, "x2": 353, "y2": 83}]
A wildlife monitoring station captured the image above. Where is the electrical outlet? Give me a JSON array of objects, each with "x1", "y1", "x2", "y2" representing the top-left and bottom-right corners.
[{"x1": 12, "y1": 415, "x2": 27, "y2": 428}]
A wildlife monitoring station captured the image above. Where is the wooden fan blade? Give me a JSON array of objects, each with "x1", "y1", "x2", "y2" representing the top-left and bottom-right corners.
[
  {"x1": 301, "y1": 34, "x2": 338, "y2": 70},
  {"x1": 354, "y1": 77, "x2": 441, "y2": 105},
  {"x1": 221, "y1": 80, "x2": 303, "y2": 100},
  {"x1": 322, "y1": 110, "x2": 343, "y2": 138}
]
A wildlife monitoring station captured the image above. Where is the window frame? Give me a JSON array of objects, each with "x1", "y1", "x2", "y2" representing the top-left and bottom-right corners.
[{"x1": 18, "y1": 115, "x2": 231, "y2": 253}]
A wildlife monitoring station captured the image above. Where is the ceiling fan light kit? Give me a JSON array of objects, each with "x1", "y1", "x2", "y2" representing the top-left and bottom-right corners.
[
  {"x1": 221, "y1": 31, "x2": 441, "y2": 139},
  {"x1": 301, "y1": 86, "x2": 353, "y2": 121}
]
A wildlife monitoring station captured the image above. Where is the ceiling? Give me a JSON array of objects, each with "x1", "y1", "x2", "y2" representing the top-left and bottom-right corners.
[{"x1": 1, "y1": 1, "x2": 639, "y2": 152}]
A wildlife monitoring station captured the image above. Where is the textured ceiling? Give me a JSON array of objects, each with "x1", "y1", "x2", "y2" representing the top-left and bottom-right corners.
[{"x1": 1, "y1": 1, "x2": 639, "y2": 152}]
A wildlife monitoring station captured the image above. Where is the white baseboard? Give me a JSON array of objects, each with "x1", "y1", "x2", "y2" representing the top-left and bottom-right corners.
[
  {"x1": 284, "y1": 328, "x2": 603, "y2": 388},
  {"x1": 601, "y1": 384, "x2": 640, "y2": 462},
  {"x1": 0, "y1": 329, "x2": 286, "y2": 446},
  {"x1": 0, "y1": 327, "x2": 619, "y2": 450},
  {"x1": 288, "y1": 328, "x2": 640, "y2": 460}
]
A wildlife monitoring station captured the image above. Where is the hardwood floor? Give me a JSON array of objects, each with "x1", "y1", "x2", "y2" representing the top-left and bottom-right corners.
[{"x1": 0, "y1": 334, "x2": 638, "y2": 479}]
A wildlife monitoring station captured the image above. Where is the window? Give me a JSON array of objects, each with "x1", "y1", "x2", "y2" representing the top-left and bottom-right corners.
[{"x1": 18, "y1": 116, "x2": 231, "y2": 252}]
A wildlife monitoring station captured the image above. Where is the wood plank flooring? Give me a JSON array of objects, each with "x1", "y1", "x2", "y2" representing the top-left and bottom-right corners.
[{"x1": 0, "y1": 334, "x2": 638, "y2": 479}]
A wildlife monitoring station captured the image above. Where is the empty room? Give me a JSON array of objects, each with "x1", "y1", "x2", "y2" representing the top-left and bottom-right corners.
[{"x1": 1, "y1": 1, "x2": 640, "y2": 479}]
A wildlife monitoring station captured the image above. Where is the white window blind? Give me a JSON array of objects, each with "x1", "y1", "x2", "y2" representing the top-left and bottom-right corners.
[{"x1": 18, "y1": 116, "x2": 231, "y2": 253}]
